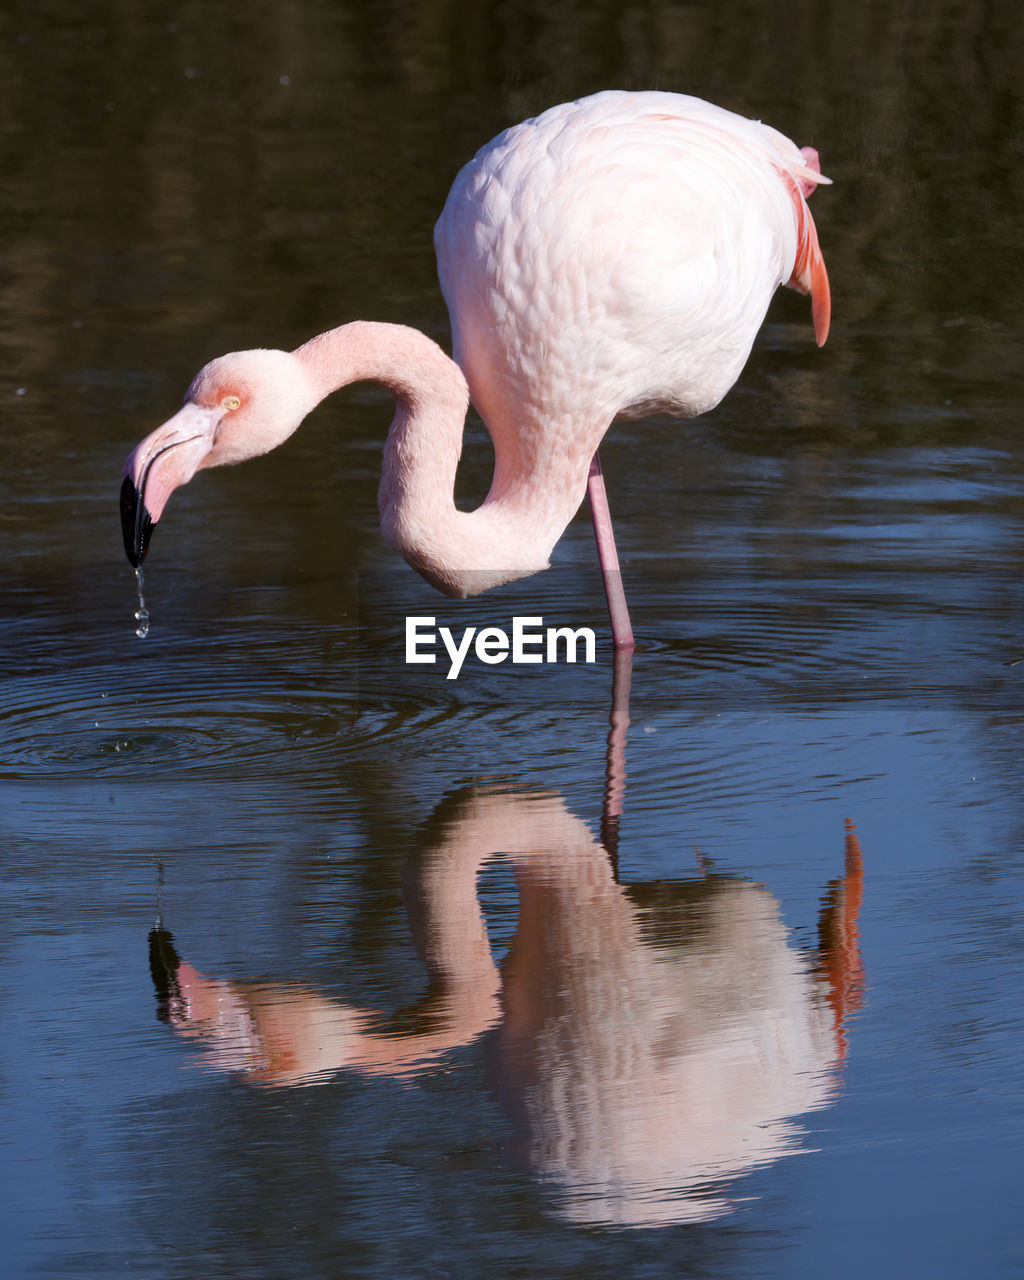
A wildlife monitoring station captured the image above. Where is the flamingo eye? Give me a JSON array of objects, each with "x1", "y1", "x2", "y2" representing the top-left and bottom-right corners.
[{"x1": 221, "y1": 395, "x2": 242, "y2": 411}]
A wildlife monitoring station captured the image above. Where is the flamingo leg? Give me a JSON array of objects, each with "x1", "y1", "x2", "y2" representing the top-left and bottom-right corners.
[{"x1": 587, "y1": 453, "x2": 635, "y2": 651}]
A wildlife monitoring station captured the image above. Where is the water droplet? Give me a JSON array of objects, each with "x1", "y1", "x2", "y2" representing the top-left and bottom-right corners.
[{"x1": 134, "y1": 567, "x2": 150, "y2": 639}]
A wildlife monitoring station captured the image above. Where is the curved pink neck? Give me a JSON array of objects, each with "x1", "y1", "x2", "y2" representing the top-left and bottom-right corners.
[{"x1": 293, "y1": 322, "x2": 586, "y2": 597}]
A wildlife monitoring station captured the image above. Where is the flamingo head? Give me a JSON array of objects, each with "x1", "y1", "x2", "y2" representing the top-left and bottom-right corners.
[{"x1": 120, "y1": 348, "x2": 318, "y2": 567}]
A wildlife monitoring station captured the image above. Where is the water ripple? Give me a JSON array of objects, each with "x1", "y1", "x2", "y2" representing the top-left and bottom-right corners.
[{"x1": 0, "y1": 646, "x2": 464, "y2": 782}]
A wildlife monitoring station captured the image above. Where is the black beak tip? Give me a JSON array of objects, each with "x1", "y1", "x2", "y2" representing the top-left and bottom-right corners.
[{"x1": 120, "y1": 474, "x2": 154, "y2": 568}]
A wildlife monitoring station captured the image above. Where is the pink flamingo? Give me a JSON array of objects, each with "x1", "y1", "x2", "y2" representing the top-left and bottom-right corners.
[{"x1": 120, "y1": 90, "x2": 831, "y2": 648}]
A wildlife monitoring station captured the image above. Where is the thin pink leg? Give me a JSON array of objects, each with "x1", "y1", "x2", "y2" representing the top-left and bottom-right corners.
[{"x1": 587, "y1": 453, "x2": 635, "y2": 650}]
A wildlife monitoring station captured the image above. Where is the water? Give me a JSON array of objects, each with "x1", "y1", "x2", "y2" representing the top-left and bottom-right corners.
[
  {"x1": 2, "y1": 1, "x2": 1024, "y2": 1277},
  {"x1": 133, "y1": 567, "x2": 149, "y2": 638}
]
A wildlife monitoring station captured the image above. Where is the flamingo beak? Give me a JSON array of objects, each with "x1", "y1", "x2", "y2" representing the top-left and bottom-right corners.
[
  {"x1": 120, "y1": 402, "x2": 222, "y2": 567},
  {"x1": 120, "y1": 472, "x2": 154, "y2": 568}
]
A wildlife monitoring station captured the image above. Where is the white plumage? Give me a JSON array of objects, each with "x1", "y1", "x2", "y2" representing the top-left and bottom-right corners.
[{"x1": 437, "y1": 90, "x2": 828, "y2": 454}]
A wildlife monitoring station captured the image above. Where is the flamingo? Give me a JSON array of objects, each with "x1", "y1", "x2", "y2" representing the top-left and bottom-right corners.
[{"x1": 120, "y1": 90, "x2": 831, "y2": 648}]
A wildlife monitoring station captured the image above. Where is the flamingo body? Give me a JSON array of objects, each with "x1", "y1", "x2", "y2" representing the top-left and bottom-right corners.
[
  {"x1": 120, "y1": 91, "x2": 830, "y2": 635},
  {"x1": 438, "y1": 91, "x2": 827, "y2": 448}
]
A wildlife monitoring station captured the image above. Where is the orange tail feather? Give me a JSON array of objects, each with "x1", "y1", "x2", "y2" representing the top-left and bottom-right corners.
[{"x1": 779, "y1": 164, "x2": 832, "y2": 347}]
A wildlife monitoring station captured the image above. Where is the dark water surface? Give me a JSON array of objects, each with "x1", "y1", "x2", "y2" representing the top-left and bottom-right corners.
[{"x1": 2, "y1": 1, "x2": 1023, "y2": 1276}]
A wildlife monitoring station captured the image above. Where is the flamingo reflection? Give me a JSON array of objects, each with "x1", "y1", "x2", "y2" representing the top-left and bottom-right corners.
[{"x1": 150, "y1": 788, "x2": 863, "y2": 1226}]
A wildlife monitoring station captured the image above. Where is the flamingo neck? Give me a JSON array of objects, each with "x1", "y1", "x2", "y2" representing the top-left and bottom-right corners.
[{"x1": 293, "y1": 321, "x2": 586, "y2": 598}]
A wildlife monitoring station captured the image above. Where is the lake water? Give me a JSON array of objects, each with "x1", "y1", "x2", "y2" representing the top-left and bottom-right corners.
[{"x1": 2, "y1": 1, "x2": 1022, "y2": 1276}]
